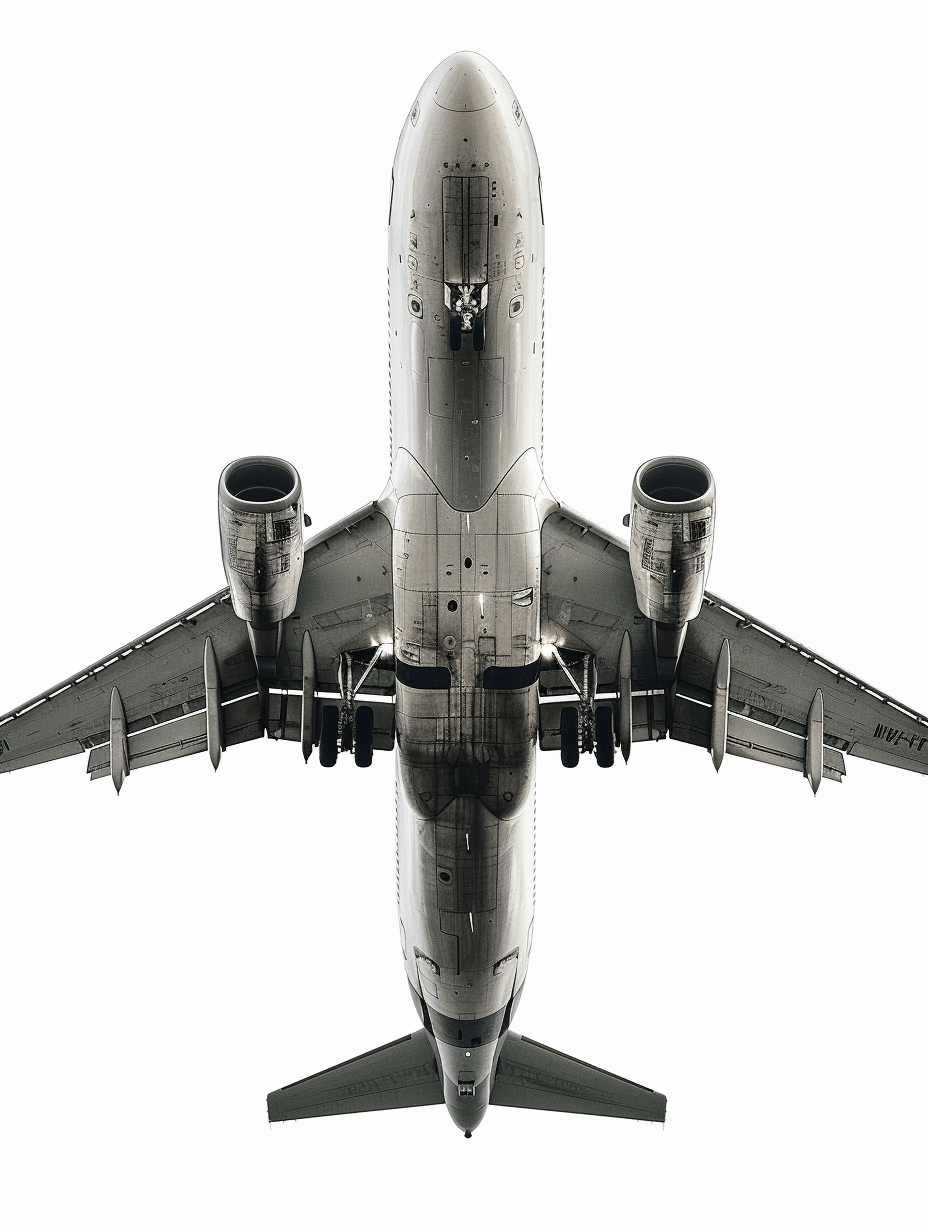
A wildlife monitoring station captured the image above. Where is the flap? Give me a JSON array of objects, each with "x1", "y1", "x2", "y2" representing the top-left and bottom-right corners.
[
  {"x1": 673, "y1": 693, "x2": 845, "y2": 782},
  {"x1": 86, "y1": 694, "x2": 264, "y2": 780}
]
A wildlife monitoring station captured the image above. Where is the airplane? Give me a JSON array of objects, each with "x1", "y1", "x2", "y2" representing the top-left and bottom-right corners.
[{"x1": 1, "y1": 50, "x2": 925, "y2": 1141}]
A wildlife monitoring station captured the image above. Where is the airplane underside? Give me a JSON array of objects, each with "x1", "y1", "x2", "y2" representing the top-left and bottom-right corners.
[
  {"x1": 267, "y1": 52, "x2": 668, "y2": 1135},
  {"x1": 4, "y1": 49, "x2": 925, "y2": 1143}
]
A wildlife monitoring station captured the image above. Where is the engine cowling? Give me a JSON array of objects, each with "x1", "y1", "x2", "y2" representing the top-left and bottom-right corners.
[
  {"x1": 628, "y1": 456, "x2": 715, "y2": 626},
  {"x1": 218, "y1": 456, "x2": 304, "y2": 627}
]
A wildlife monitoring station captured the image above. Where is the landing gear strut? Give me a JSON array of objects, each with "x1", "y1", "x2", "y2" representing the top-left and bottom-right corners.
[
  {"x1": 318, "y1": 646, "x2": 387, "y2": 768},
  {"x1": 549, "y1": 648, "x2": 608, "y2": 768}
]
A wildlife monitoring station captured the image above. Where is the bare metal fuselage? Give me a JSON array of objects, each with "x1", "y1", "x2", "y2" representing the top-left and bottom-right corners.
[{"x1": 380, "y1": 53, "x2": 552, "y2": 1132}]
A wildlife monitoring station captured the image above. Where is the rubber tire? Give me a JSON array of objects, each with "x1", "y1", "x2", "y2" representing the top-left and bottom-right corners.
[
  {"x1": 473, "y1": 312, "x2": 485, "y2": 351},
  {"x1": 450, "y1": 311, "x2": 462, "y2": 351},
  {"x1": 354, "y1": 706, "x2": 374, "y2": 768},
  {"x1": 560, "y1": 706, "x2": 580, "y2": 768},
  {"x1": 595, "y1": 704, "x2": 615, "y2": 768},
  {"x1": 319, "y1": 705, "x2": 339, "y2": 767}
]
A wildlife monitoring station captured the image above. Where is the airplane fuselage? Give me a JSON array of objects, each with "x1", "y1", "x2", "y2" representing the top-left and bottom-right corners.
[{"x1": 381, "y1": 52, "x2": 552, "y2": 1132}]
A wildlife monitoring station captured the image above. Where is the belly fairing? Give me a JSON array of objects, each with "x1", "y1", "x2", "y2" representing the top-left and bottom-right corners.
[{"x1": 390, "y1": 462, "x2": 548, "y2": 1025}]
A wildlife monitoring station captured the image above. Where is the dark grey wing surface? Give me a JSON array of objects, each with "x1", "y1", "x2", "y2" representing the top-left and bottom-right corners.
[
  {"x1": 672, "y1": 593, "x2": 928, "y2": 780},
  {"x1": 540, "y1": 505, "x2": 928, "y2": 780},
  {"x1": 490, "y1": 1032, "x2": 666, "y2": 1121},
  {"x1": 277, "y1": 502, "x2": 394, "y2": 695},
  {"x1": 0, "y1": 589, "x2": 260, "y2": 780},
  {"x1": 0, "y1": 503, "x2": 395, "y2": 783},
  {"x1": 267, "y1": 1029, "x2": 443, "y2": 1121},
  {"x1": 540, "y1": 506, "x2": 645, "y2": 693}
]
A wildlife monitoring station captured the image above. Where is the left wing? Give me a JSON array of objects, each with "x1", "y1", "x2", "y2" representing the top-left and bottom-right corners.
[
  {"x1": 0, "y1": 503, "x2": 395, "y2": 785},
  {"x1": 540, "y1": 506, "x2": 928, "y2": 783}
]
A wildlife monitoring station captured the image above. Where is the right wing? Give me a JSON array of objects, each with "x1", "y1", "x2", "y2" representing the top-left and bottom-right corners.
[
  {"x1": 0, "y1": 503, "x2": 395, "y2": 785},
  {"x1": 540, "y1": 505, "x2": 928, "y2": 784}
]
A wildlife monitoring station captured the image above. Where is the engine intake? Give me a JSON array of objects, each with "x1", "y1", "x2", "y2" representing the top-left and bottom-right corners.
[
  {"x1": 629, "y1": 456, "x2": 715, "y2": 626},
  {"x1": 219, "y1": 456, "x2": 304, "y2": 627}
]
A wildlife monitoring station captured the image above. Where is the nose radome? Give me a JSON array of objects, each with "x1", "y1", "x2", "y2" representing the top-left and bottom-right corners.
[{"x1": 433, "y1": 51, "x2": 498, "y2": 112}]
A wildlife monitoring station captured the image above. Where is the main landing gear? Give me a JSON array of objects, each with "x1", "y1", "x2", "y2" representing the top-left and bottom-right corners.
[
  {"x1": 319, "y1": 648, "x2": 385, "y2": 768},
  {"x1": 549, "y1": 648, "x2": 617, "y2": 770}
]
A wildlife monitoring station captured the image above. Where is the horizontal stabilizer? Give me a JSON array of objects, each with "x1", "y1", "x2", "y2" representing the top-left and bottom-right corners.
[
  {"x1": 267, "y1": 1029, "x2": 444, "y2": 1122},
  {"x1": 490, "y1": 1032, "x2": 666, "y2": 1121}
]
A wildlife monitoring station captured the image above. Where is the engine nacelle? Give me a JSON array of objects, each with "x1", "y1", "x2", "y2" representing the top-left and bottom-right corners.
[
  {"x1": 628, "y1": 456, "x2": 715, "y2": 626},
  {"x1": 218, "y1": 456, "x2": 304, "y2": 627}
]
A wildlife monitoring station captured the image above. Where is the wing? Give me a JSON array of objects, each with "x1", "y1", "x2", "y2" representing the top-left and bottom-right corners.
[
  {"x1": 540, "y1": 505, "x2": 928, "y2": 784},
  {"x1": 0, "y1": 503, "x2": 395, "y2": 786}
]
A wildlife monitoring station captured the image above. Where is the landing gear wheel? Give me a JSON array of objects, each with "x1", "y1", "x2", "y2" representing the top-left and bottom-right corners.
[
  {"x1": 473, "y1": 313, "x2": 485, "y2": 351},
  {"x1": 560, "y1": 706, "x2": 579, "y2": 768},
  {"x1": 450, "y1": 311, "x2": 462, "y2": 351},
  {"x1": 354, "y1": 706, "x2": 374, "y2": 768},
  {"x1": 595, "y1": 704, "x2": 615, "y2": 768},
  {"x1": 319, "y1": 705, "x2": 339, "y2": 767}
]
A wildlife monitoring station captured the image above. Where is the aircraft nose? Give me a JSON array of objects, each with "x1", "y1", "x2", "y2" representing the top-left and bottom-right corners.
[{"x1": 433, "y1": 51, "x2": 498, "y2": 112}]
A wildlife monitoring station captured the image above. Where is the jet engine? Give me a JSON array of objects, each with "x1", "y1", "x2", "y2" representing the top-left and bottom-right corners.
[
  {"x1": 218, "y1": 456, "x2": 304, "y2": 627},
  {"x1": 628, "y1": 455, "x2": 715, "y2": 627}
]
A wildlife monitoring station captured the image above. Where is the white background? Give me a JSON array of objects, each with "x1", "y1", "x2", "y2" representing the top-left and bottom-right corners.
[{"x1": 1, "y1": 5, "x2": 925, "y2": 1231}]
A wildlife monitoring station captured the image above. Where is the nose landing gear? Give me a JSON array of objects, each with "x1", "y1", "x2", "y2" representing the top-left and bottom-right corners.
[{"x1": 446, "y1": 283, "x2": 488, "y2": 351}]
